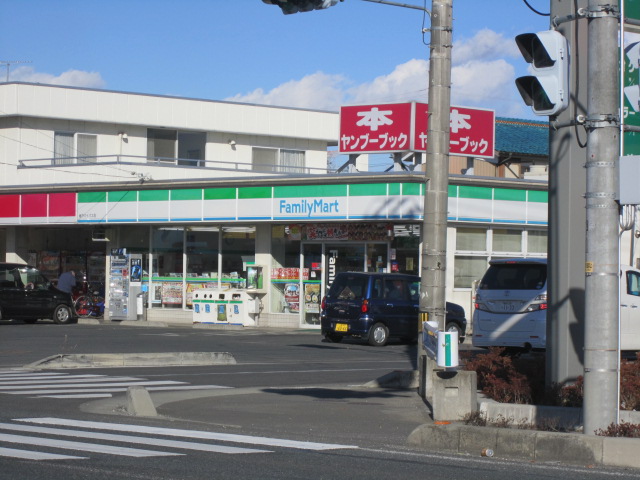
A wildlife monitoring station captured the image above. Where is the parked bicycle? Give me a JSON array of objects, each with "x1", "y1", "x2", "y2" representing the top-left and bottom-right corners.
[{"x1": 74, "y1": 287, "x2": 105, "y2": 318}]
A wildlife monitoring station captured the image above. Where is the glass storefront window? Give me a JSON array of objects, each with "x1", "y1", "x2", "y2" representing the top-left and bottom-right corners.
[
  {"x1": 152, "y1": 227, "x2": 184, "y2": 308},
  {"x1": 367, "y1": 244, "x2": 388, "y2": 273},
  {"x1": 185, "y1": 227, "x2": 220, "y2": 309},
  {"x1": 454, "y1": 256, "x2": 488, "y2": 289},
  {"x1": 391, "y1": 224, "x2": 419, "y2": 274},
  {"x1": 186, "y1": 227, "x2": 219, "y2": 278},
  {"x1": 456, "y1": 228, "x2": 487, "y2": 252},
  {"x1": 493, "y1": 229, "x2": 522, "y2": 253},
  {"x1": 221, "y1": 226, "x2": 255, "y2": 289},
  {"x1": 528, "y1": 230, "x2": 548, "y2": 254},
  {"x1": 271, "y1": 225, "x2": 302, "y2": 315}
]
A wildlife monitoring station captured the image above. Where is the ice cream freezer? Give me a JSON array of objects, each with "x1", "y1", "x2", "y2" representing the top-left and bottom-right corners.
[{"x1": 192, "y1": 289, "x2": 261, "y2": 326}]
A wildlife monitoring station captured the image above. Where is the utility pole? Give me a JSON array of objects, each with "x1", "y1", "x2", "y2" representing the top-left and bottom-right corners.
[
  {"x1": 583, "y1": 0, "x2": 620, "y2": 435},
  {"x1": 419, "y1": 0, "x2": 452, "y2": 380}
]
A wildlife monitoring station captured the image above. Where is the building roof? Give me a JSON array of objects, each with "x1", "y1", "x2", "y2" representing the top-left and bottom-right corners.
[{"x1": 495, "y1": 117, "x2": 548, "y2": 157}]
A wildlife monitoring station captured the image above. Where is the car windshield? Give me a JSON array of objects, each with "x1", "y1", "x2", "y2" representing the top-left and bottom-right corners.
[
  {"x1": 328, "y1": 274, "x2": 369, "y2": 300},
  {"x1": 15, "y1": 267, "x2": 49, "y2": 290},
  {"x1": 479, "y1": 263, "x2": 546, "y2": 290}
]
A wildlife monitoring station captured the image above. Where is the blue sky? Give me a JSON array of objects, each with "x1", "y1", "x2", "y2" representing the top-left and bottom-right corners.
[{"x1": 1, "y1": 0, "x2": 550, "y2": 121}]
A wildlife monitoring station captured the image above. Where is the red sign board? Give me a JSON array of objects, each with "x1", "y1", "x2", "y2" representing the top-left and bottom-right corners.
[{"x1": 339, "y1": 102, "x2": 495, "y2": 159}]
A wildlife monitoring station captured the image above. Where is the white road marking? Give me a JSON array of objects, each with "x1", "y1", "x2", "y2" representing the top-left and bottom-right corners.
[
  {"x1": 0, "y1": 380, "x2": 185, "y2": 390},
  {"x1": 0, "y1": 446, "x2": 86, "y2": 460},
  {"x1": 18, "y1": 418, "x2": 359, "y2": 451},
  {"x1": 0, "y1": 423, "x2": 270, "y2": 454},
  {"x1": 9, "y1": 385, "x2": 230, "y2": 395},
  {"x1": 0, "y1": 376, "x2": 143, "y2": 385},
  {"x1": 0, "y1": 433, "x2": 182, "y2": 457}
]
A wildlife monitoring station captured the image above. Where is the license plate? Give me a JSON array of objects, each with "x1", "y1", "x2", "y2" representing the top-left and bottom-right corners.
[{"x1": 335, "y1": 323, "x2": 349, "y2": 332}]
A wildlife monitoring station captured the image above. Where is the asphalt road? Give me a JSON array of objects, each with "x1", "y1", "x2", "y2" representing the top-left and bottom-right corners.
[{"x1": 0, "y1": 321, "x2": 639, "y2": 479}]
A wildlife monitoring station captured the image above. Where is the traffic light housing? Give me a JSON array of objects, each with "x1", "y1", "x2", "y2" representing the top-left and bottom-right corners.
[
  {"x1": 515, "y1": 30, "x2": 570, "y2": 116},
  {"x1": 262, "y1": 0, "x2": 342, "y2": 15}
]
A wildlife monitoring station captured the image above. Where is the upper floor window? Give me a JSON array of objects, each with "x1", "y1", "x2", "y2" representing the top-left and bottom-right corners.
[
  {"x1": 147, "y1": 129, "x2": 206, "y2": 167},
  {"x1": 252, "y1": 147, "x2": 305, "y2": 173},
  {"x1": 54, "y1": 132, "x2": 97, "y2": 165}
]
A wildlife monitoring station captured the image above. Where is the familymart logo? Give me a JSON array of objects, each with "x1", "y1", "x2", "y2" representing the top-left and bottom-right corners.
[{"x1": 278, "y1": 198, "x2": 341, "y2": 217}]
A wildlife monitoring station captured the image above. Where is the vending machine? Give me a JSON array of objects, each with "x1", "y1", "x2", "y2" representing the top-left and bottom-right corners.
[{"x1": 109, "y1": 249, "x2": 142, "y2": 321}]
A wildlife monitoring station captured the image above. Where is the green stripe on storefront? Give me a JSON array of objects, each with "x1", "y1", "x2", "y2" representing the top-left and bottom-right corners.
[
  {"x1": 458, "y1": 186, "x2": 492, "y2": 200},
  {"x1": 140, "y1": 190, "x2": 170, "y2": 201},
  {"x1": 204, "y1": 188, "x2": 236, "y2": 200},
  {"x1": 448, "y1": 185, "x2": 457, "y2": 197},
  {"x1": 349, "y1": 184, "x2": 387, "y2": 196},
  {"x1": 528, "y1": 190, "x2": 548, "y2": 203},
  {"x1": 78, "y1": 192, "x2": 107, "y2": 203},
  {"x1": 171, "y1": 189, "x2": 201, "y2": 201},
  {"x1": 402, "y1": 183, "x2": 421, "y2": 196},
  {"x1": 107, "y1": 191, "x2": 137, "y2": 202},
  {"x1": 238, "y1": 186, "x2": 272, "y2": 199},
  {"x1": 388, "y1": 183, "x2": 401, "y2": 196},
  {"x1": 274, "y1": 185, "x2": 347, "y2": 198},
  {"x1": 494, "y1": 188, "x2": 526, "y2": 202}
]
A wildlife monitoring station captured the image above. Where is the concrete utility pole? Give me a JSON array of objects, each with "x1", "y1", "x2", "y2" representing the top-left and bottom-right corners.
[
  {"x1": 583, "y1": 0, "x2": 620, "y2": 435},
  {"x1": 419, "y1": 0, "x2": 452, "y2": 349}
]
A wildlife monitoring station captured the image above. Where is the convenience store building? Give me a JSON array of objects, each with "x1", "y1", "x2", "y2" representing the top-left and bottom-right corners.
[{"x1": 0, "y1": 82, "x2": 549, "y2": 328}]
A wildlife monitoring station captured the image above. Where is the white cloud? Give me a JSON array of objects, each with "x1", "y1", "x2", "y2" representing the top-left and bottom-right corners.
[
  {"x1": 453, "y1": 28, "x2": 520, "y2": 65},
  {"x1": 9, "y1": 66, "x2": 106, "y2": 88},
  {"x1": 226, "y1": 71, "x2": 348, "y2": 111},
  {"x1": 226, "y1": 28, "x2": 528, "y2": 117}
]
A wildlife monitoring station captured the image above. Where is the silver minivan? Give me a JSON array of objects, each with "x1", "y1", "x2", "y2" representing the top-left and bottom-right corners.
[
  {"x1": 472, "y1": 258, "x2": 547, "y2": 350},
  {"x1": 473, "y1": 258, "x2": 640, "y2": 351}
]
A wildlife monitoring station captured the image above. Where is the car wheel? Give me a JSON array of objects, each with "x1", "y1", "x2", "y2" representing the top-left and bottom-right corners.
[
  {"x1": 53, "y1": 305, "x2": 73, "y2": 325},
  {"x1": 445, "y1": 322, "x2": 464, "y2": 343},
  {"x1": 325, "y1": 334, "x2": 343, "y2": 343},
  {"x1": 368, "y1": 322, "x2": 389, "y2": 347}
]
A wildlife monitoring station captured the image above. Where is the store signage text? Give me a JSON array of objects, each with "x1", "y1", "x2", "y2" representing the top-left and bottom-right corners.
[
  {"x1": 339, "y1": 102, "x2": 495, "y2": 159},
  {"x1": 278, "y1": 198, "x2": 340, "y2": 217}
]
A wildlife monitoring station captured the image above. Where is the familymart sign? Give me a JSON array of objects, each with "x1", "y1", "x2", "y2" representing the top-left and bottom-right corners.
[{"x1": 0, "y1": 183, "x2": 547, "y2": 226}]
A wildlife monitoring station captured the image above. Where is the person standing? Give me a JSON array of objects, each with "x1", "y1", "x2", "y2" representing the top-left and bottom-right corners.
[{"x1": 57, "y1": 270, "x2": 77, "y2": 294}]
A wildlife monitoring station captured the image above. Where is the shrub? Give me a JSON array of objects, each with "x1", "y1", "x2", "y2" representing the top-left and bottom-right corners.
[{"x1": 596, "y1": 421, "x2": 640, "y2": 438}]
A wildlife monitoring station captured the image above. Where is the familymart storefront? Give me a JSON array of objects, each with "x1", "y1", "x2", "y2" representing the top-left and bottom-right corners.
[{"x1": 0, "y1": 174, "x2": 548, "y2": 328}]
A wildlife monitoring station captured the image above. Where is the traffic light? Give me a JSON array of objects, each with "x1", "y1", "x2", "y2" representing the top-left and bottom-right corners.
[
  {"x1": 262, "y1": 0, "x2": 342, "y2": 15},
  {"x1": 515, "y1": 30, "x2": 570, "y2": 116}
]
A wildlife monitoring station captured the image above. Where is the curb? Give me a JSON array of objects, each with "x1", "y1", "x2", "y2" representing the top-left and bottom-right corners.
[
  {"x1": 24, "y1": 351, "x2": 237, "y2": 369},
  {"x1": 407, "y1": 423, "x2": 640, "y2": 469}
]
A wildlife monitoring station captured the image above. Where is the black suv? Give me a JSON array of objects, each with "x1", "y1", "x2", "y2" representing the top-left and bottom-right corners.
[
  {"x1": 0, "y1": 263, "x2": 76, "y2": 324},
  {"x1": 320, "y1": 272, "x2": 466, "y2": 346}
]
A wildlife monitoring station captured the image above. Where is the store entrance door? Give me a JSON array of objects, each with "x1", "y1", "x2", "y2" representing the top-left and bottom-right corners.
[
  {"x1": 325, "y1": 244, "x2": 366, "y2": 289},
  {"x1": 299, "y1": 242, "x2": 388, "y2": 328}
]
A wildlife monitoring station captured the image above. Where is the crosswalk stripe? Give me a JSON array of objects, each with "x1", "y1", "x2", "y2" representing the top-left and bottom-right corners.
[
  {"x1": 8, "y1": 385, "x2": 230, "y2": 396},
  {"x1": 18, "y1": 418, "x2": 359, "y2": 451},
  {"x1": 0, "y1": 446, "x2": 86, "y2": 460},
  {"x1": 0, "y1": 376, "x2": 143, "y2": 385},
  {"x1": 0, "y1": 432, "x2": 183, "y2": 457},
  {"x1": 37, "y1": 393, "x2": 115, "y2": 399},
  {"x1": 0, "y1": 423, "x2": 270, "y2": 455},
  {"x1": 0, "y1": 380, "x2": 185, "y2": 391}
]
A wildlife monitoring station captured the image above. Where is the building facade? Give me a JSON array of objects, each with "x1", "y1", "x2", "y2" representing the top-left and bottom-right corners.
[{"x1": 0, "y1": 82, "x2": 550, "y2": 329}]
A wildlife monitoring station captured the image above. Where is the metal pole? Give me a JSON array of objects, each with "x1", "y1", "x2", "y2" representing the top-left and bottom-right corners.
[
  {"x1": 583, "y1": 0, "x2": 620, "y2": 434},
  {"x1": 420, "y1": 0, "x2": 452, "y2": 334}
]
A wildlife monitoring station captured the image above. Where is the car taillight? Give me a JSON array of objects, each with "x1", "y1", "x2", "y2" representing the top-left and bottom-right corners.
[
  {"x1": 361, "y1": 299, "x2": 369, "y2": 313},
  {"x1": 321, "y1": 296, "x2": 326, "y2": 311}
]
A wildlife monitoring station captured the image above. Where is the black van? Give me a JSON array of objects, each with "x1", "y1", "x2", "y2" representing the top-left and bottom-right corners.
[
  {"x1": 0, "y1": 263, "x2": 76, "y2": 324},
  {"x1": 320, "y1": 272, "x2": 466, "y2": 346}
]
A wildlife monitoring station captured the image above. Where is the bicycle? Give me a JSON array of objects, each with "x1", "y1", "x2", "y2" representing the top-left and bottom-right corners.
[{"x1": 74, "y1": 291, "x2": 105, "y2": 318}]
